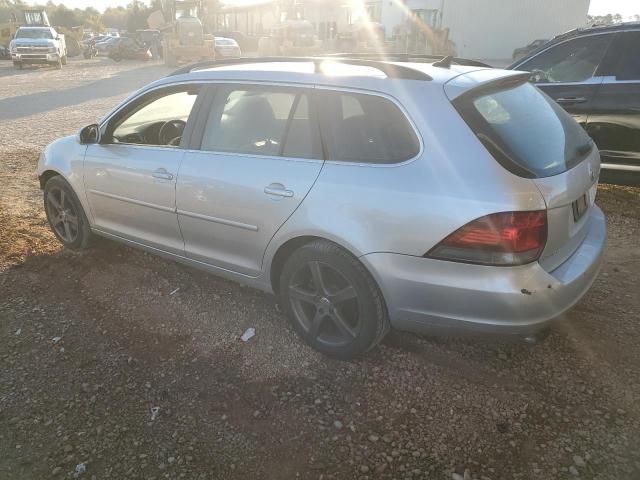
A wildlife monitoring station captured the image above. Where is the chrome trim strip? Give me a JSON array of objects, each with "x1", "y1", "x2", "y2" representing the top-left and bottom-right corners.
[
  {"x1": 87, "y1": 189, "x2": 176, "y2": 213},
  {"x1": 601, "y1": 163, "x2": 640, "y2": 172},
  {"x1": 177, "y1": 209, "x2": 259, "y2": 231}
]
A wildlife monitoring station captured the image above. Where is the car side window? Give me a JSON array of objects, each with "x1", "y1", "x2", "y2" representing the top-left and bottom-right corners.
[
  {"x1": 109, "y1": 88, "x2": 199, "y2": 147},
  {"x1": 603, "y1": 31, "x2": 640, "y2": 81},
  {"x1": 318, "y1": 91, "x2": 420, "y2": 164},
  {"x1": 200, "y1": 86, "x2": 322, "y2": 159},
  {"x1": 519, "y1": 34, "x2": 612, "y2": 83}
]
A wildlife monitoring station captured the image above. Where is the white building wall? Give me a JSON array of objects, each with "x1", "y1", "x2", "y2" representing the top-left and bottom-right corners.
[
  {"x1": 377, "y1": 0, "x2": 590, "y2": 62},
  {"x1": 441, "y1": 0, "x2": 591, "y2": 61}
]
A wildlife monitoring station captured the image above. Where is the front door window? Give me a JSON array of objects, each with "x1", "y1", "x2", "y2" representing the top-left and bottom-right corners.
[{"x1": 108, "y1": 88, "x2": 199, "y2": 147}]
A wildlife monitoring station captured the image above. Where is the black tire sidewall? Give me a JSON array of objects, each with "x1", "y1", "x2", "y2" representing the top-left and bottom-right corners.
[
  {"x1": 279, "y1": 241, "x2": 388, "y2": 359},
  {"x1": 44, "y1": 176, "x2": 91, "y2": 251}
]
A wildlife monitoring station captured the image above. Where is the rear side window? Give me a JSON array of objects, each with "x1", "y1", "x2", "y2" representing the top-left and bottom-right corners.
[
  {"x1": 319, "y1": 91, "x2": 420, "y2": 164},
  {"x1": 518, "y1": 34, "x2": 612, "y2": 83},
  {"x1": 454, "y1": 79, "x2": 593, "y2": 178},
  {"x1": 201, "y1": 86, "x2": 322, "y2": 159}
]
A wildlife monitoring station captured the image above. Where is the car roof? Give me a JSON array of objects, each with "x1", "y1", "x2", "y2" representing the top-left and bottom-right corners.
[{"x1": 159, "y1": 59, "x2": 493, "y2": 87}]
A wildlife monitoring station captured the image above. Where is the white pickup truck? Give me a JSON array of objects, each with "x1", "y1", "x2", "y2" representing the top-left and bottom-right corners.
[{"x1": 10, "y1": 26, "x2": 67, "y2": 69}]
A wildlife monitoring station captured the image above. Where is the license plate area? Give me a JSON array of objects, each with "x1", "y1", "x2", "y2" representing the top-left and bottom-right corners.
[{"x1": 572, "y1": 193, "x2": 589, "y2": 222}]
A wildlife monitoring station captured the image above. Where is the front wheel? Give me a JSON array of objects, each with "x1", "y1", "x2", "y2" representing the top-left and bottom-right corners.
[
  {"x1": 44, "y1": 176, "x2": 92, "y2": 251},
  {"x1": 279, "y1": 240, "x2": 389, "y2": 359}
]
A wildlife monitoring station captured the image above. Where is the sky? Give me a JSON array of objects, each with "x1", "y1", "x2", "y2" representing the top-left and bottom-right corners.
[{"x1": 40, "y1": 0, "x2": 640, "y2": 17}]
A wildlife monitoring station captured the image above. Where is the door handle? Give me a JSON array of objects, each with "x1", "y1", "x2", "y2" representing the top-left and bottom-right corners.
[
  {"x1": 556, "y1": 97, "x2": 587, "y2": 105},
  {"x1": 152, "y1": 168, "x2": 174, "y2": 180},
  {"x1": 264, "y1": 184, "x2": 294, "y2": 198}
]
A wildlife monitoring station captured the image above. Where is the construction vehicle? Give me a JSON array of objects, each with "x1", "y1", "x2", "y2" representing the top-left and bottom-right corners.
[
  {"x1": 336, "y1": 20, "x2": 386, "y2": 53},
  {"x1": 257, "y1": 1, "x2": 321, "y2": 57},
  {"x1": 148, "y1": 0, "x2": 215, "y2": 67}
]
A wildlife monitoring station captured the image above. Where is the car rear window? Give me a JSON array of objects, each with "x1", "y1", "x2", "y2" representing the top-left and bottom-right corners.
[{"x1": 454, "y1": 79, "x2": 594, "y2": 178}]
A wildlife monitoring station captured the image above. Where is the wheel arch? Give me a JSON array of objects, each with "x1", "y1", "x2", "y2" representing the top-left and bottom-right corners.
[
  {"x1": 267, "y1": 234, "x2": 377, "y2": 296},
  {"x1": 39, "y1": 169, "x2": 62, "y2": 190}
]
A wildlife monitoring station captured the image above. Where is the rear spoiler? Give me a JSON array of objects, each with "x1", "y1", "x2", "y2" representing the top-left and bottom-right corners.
[{"x1": 445, "y1": 71, "x2": 531, "y2": 102}]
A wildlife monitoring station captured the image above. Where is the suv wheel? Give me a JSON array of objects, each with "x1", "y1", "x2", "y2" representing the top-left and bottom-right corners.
[
  {"x1": 280, "y1": 240, "x2": 389, "y2": 359},
  {"x1": 44, "y1": 176, "x2": 92, "y2": 251}
]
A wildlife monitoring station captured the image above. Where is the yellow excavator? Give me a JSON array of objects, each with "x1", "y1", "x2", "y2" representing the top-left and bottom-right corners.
[{"x1": 148, "y1": 0, "x2": 215, "y2": 67}]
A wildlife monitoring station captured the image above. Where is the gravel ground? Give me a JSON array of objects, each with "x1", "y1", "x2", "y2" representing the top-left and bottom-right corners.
[{"x1": 1, "y1": 58, "x2": 639, "y2": 480}]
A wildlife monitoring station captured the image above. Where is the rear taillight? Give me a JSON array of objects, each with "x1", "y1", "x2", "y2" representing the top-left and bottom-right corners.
[{"x1": 426, "y1": 211, "x2": 547, "y2": 266}]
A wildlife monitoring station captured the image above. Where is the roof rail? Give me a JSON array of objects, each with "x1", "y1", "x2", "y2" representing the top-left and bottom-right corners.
[
  {"x1": 168, "y1": 56, "x2": 433, "y2": 81},
  {"x1": 324, "y1": 53, "x2": 491, "y2": 68}
]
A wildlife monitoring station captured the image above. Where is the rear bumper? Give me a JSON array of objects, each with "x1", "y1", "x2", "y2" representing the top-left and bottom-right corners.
[{"x1": 362, "y1": 205, "x2": 606, "y2": 336}]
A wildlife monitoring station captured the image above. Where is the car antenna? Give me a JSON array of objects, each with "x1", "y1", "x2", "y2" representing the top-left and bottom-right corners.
[{"x1": 432, "y1": 55, "x2": 453, "y2": 68}]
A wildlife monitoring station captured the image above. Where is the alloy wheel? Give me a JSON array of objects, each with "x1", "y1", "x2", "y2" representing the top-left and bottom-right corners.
[
  {"x1": 288, "y1": 261, "x2": 361, "y2": 347},
  {"x1": 46, "y1": 187, "x2": 79, "y2": 243}
]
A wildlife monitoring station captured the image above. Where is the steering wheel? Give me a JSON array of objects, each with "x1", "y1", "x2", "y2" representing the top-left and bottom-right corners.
[
  {"x1": 530, "y1": 68, "x2": 551, "y2": 83},
  {"x1": 158, "y1": 119, "x2": 186, "y2": 146}
]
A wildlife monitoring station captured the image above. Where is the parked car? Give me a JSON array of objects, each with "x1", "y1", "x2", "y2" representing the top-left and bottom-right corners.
[
  {"x1": 9, "y1": 26, "x2": 67, "y2": 69},
  {"x1": 214, "y1": 36, "x2": 241, "y2": 57},
  {"x1": 512, "y1": 38, "x2": 548, "y2": 61},
  {"x1": 37, "y1": 58, "x2": 606, "y2": 359},
  {"x1": 510, "y1": 22, "x2": 640, "y2": 185},
  {"x1": 108, "y1": 36, "x2": 152, "y2": 62},
  {"x1": 95, "y1": 36, "x2": 119, "y2": 56}
]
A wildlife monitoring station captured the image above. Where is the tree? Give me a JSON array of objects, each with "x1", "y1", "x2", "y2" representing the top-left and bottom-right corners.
[{"x1": 587, "y1": 13, "x2": 624, "y2": 25}]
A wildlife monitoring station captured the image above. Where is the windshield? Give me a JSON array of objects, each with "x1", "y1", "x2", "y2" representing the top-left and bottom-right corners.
[
  {"x1": 16, "y1": 29, "x2": 53, "y2": 40},
  {"x1": 455, "y1": 80, "x2": 593, "y2": 178}
]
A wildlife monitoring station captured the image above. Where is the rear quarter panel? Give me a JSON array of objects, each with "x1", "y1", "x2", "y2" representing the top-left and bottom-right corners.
[{"x1": 264, "y1": 80, "x2": 545, "y2": 271}]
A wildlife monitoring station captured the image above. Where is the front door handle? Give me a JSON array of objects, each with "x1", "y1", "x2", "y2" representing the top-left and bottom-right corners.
[
  {"x1": 556, "y1": 97, "x2": 587, "y2": 105},
  {"x1": 152, "y1": 168, "x2": 174, "y2": 180},
  {"x1": 264, "y1": 184, "x2": 294, "y2": 198}
]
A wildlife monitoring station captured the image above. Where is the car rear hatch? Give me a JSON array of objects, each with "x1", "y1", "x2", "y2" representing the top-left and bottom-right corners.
[{"x1": 446, "y1": 70, "x2": 600, "y2": 271}]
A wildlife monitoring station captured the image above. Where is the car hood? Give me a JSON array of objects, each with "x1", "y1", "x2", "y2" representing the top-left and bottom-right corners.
[{"x1": 11, "y1": 38, "x2": 55, "y2": 47}]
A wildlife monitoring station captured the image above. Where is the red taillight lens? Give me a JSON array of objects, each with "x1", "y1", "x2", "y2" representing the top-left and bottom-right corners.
[{"x1": 426, "y1": 211, "x2": 547, "y2": 266}]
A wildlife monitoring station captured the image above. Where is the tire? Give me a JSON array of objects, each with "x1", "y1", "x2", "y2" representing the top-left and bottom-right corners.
[
  {"x1": 279, "y1": 240, "x2": 390, "y2": 359},
  {"x1": 55, "y1": 58, "x2": 62, "y2": 69},
  {"x1": 14, "y1": 61, "x2": 23, "y2": 70},
  {"x1": 43, "y1": 176, "x2": 92, "y2": 251}
]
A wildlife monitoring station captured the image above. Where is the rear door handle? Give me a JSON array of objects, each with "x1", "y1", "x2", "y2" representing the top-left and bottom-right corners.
[
  {"x1": 152, "y1": 168, "x2": 174, "y2": 180},
  {"x1": 264, "y1": 184, "x2": 294, "y2": 198},
  {"x1": 556, "y1": 97, "x2": 587, "y2": 105}
]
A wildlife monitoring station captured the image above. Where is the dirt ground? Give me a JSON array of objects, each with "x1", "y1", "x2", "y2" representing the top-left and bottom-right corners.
[{"x1": 1, "y1": 58, "x2": 639, "y2": 480}]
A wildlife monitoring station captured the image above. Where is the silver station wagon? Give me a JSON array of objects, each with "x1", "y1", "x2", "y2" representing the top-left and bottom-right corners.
[{"x1": 38, "y1": 57, "x2": 606, "y2": 359}]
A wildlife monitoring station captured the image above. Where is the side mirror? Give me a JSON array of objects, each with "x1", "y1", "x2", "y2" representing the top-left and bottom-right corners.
[{"x1": 79, "y1": 124, "x2": 100, "y2": 144}]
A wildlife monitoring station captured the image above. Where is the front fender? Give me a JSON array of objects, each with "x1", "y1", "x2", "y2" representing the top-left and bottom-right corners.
[{"x1": 38, "y1": 135, "x2": 92, "y2": 224}]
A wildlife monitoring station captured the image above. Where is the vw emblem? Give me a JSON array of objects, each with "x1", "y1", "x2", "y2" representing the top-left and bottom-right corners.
[{"x1": 588, "y1": 163, "x2": 595, "y2": 182}]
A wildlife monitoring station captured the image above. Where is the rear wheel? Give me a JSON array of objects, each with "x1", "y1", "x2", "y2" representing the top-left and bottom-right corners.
[
  {"x1": 44, "y1": 176, "x2": 92, "y2": 251},
  {"x1": 280, "y1": 240, "x2": 389, "y2": 359}
]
